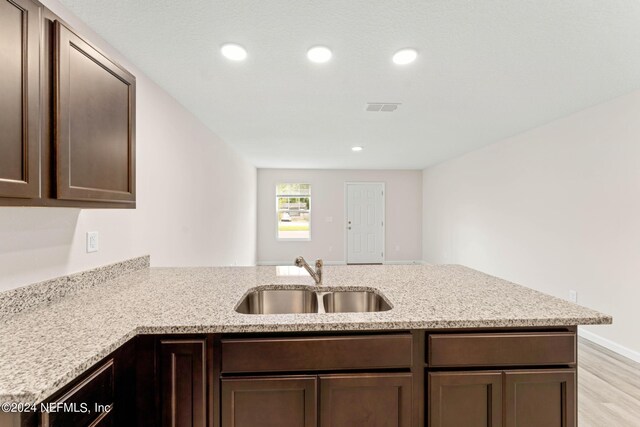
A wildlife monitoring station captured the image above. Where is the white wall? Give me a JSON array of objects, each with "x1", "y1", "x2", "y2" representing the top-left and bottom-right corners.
[
  {"x1": 257, "y1": 169, "x2": 422, "y2": 264},
  {"x1": 422, "y1": 90, "x2": 640, "y2": 359},
  {"x1": 0, "y1": 0, "x2": 257, "y2": 292}
]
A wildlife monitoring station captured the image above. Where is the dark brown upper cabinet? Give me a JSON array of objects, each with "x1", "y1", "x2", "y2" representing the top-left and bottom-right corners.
[
  {"x1": 54, "y1": 21, "x2": 136, "y2": 204},
  {"x1": 0, "y1": 0, "x2": 41, "y2": 199},
  {"x1": 0, "y1": 3, "x2": 136, "y2": 208}
]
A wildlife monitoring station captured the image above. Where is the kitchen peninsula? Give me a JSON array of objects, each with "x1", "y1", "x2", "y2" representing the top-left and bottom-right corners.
[{"x1": 0, "y1": 257, "x2": 611, "y2": 426}]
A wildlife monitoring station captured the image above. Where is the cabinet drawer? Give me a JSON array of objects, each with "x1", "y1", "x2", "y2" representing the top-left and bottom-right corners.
[
  {"x1": 222, "y1": 334, "x2": 413, "y2": 373},
  {"x1": 43, "y1": 359, "x2": 114, "y2": 427},
  {"x1": 427, "y1": 332, "x2": 576, "y2": 368}
]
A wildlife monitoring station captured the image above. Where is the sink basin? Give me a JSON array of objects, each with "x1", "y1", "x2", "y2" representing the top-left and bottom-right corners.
[
  {"x1": 235, "y1": 287, "x2": 392, "y2": 314},
  {"x1": 235, "y1": 289, "x2": 318, "y2": 314},
  {"x1": 323, "y1": 291, "x2": 391, "y2": 313}
]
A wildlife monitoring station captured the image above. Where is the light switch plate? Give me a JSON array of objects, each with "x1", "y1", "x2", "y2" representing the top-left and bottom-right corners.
[
  {"x1": 87, "y1": 231, "x2": 99, "y2": 253},
  {"x1": 568, "y1": 290, "x2": 577, "y2": 303}
]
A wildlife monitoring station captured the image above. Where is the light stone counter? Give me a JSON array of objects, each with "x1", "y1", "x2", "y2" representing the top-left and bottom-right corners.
[{"x1": 0, "y1": 263, "x2": 611, "y2": 405}]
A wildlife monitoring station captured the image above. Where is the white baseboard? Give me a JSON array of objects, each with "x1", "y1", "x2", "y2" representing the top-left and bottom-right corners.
[
  {"x1": 257, "y1": 260, "x2": 424, "y2": 266},
  {"x1": 383, "y1": 260, "x2": 425, "y2": 265},
  {"x1": 257, "y1": 260, "x2": 346, "y2": 266},
  {"x1": 578, "y1": 328, "x2": 640, "y2": 364}
]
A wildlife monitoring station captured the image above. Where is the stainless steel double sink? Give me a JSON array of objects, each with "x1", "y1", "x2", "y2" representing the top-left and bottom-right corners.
[{"x1": 235, "y1": 287, "x2": 392, "y2": 315}]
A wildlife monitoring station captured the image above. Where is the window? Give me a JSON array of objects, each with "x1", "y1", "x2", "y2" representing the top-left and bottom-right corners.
[{"x1": 276, "y1": 183, "x2": 311, "y2": 240}]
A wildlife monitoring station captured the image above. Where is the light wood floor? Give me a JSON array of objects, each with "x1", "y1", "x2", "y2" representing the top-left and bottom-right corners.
[{"x1": 579, "y1": 338, "x2": 640, "y2": 426}]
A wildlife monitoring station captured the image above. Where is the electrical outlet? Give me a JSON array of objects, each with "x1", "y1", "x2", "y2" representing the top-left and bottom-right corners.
[
  {"x1": 568, "y1": 290, "x2": 577, "y2": 303},
  {"x1": 395, "y1": 245, "x2": 400, "y2": 252},
  {"x1": 87, "y1": 231, "x2": 99, "y2": 253}
]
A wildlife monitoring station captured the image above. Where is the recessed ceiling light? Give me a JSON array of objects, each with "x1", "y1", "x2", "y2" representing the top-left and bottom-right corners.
[
  {"x1": 392, "y1": 48, "x2": 417, "y2": 65},
  {"x1": 307, "y1": 46, "x2": 332, "y2": 63},
  {"x1": 352, "y1": 146, "x2": 363, "y2": 152},
  {"x1": 220, "y1": 43, "x2": 247, "y2": 61}
]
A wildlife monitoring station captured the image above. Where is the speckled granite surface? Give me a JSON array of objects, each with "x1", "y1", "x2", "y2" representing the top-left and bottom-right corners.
[
  {"x1": 0, "y1": 263, "x2": 611, "y2": 404},
  {"x1": 0, "y1": 255, "x2": 150, "y2": 321}
]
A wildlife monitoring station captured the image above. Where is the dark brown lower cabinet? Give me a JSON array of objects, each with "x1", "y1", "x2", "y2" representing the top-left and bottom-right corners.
[
  {"x1": 28, "y1": 338, "x2": 137, "y2": 427},
  {"x1": 159, "y1": 339, "x2": 207, "y2": 427},
  {"x1": 428, "y1": 371, "x2": 502, "y2": 427},
  {"x1": 504, "y1": 370, "x2": 576, "y2": 427},
  {"x1": 221, "y1": 376, "x2": 317, "y2": 427},
  {"x1": 91, "y1": 412, "x2": 114, "y2": 426},
  {"x1": 428, "y1": 369, "x2": 576, "y2": 427},
  {"x1": 16, "y1": 330, "x2": 578, "y2": 427},
  {"x1": 220, "y1": 373, "x2": 411, "y2": 427},
  {"x1": 319, "y1": 373, "x2": 413, "y2": 427},
  {"x1": 43, "y1": 359, "x2": 115, "y2": 427}
]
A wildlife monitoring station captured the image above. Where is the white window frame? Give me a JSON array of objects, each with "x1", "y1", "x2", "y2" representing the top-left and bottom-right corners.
[{"x1": 275, "y1": 183, "x2": 312, "y2": 241}]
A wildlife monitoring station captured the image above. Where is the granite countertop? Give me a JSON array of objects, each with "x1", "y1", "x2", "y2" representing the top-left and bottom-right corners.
[{"x1": 0, "y1": 264, "x2": 611, "y2": 404}]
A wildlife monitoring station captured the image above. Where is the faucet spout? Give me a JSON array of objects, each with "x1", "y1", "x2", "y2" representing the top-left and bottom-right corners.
[{"x1": 294, "y1": 256, "x2": 323, "y2": 285}]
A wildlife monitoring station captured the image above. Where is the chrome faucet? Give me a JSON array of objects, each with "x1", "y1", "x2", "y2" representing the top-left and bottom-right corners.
[{"x1": 294, "y1": 256, "x2": 323, "y2": 286}]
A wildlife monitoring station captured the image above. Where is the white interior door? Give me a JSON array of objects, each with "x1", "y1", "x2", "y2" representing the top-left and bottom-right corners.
[{"x1": 346, "y1": 183, "x2": 384, "y2": 264}]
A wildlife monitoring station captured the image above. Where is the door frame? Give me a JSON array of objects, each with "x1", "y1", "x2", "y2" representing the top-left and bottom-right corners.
[{"x1": 344, "y1": 182, "x2": 386, "y2": 265}]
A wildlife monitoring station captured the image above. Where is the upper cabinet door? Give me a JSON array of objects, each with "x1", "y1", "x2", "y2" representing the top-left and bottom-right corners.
[
  {"x1": 54, "y1": 21, "x2": 136, "y2": 204},
  {"x1": 0, "y1": 0, "x2": 40, "y2": 199}
]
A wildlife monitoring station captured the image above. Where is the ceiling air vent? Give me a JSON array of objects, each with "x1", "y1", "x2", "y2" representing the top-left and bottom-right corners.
[{"x1": 366, "y1": 102, "x2": 401, "y2": 112}]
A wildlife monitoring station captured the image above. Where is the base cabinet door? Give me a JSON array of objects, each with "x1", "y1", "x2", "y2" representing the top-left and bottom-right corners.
[
  {"x1": 159, "y1": 339, "x2": 207, "y2": 427},
  {"x1": 319, "y1": 373, "x2": 413, "y2": 427},
  {"x1": 504, "y1": 369, "x2": 576, "y2": 427},
  {"x1": 428, "y1": 372, "x2": 502, "y2": 427},
  {"x1": 221, "y1": 376, "x2": 317, "y2": 427}
]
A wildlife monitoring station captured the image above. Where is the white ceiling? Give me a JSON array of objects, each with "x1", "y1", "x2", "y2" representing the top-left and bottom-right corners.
[{"x1": 59, "y1": 0, "x2": 640, "y2": 169}]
